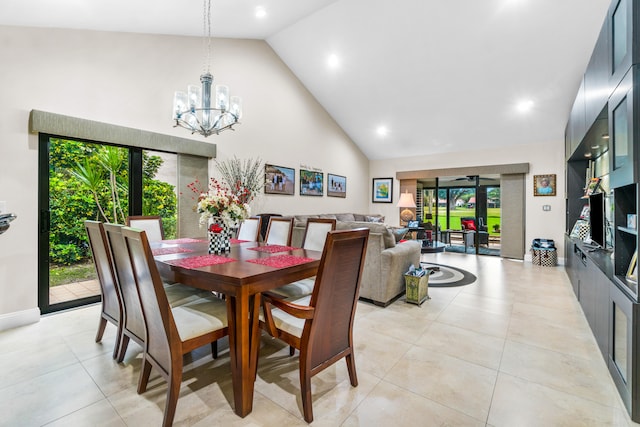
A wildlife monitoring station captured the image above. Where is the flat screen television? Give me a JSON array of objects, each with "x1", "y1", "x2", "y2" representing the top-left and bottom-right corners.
[{"x1": 589, "y1": 192, "x2": 605, "y2": 248}]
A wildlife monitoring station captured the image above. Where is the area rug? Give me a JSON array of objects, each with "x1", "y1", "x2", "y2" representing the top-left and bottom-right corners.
[{"x1": 419, "y1": 262, "x2": 477, "y2": 287}]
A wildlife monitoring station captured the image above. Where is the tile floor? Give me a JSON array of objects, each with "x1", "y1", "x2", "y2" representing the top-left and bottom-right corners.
[{"x1": 0, "y1": 252, "x2": 636, "y2": 426}]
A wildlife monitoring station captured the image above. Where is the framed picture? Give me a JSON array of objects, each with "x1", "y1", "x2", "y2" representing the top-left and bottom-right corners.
[
  {"x1": 372, "y1": 177, "x2": 393, "y2": 203},
  {"x1": 327, "y1": 173, "x2": 346, "y2": 198},
  {"x1": 584, "y1": 177, "x2": 601, "y2": 198},
  {"x1": 300, "y1": 169, "x2": 323, "y2": 196},
  {"x1": 533, "y1": 174, "x2": 556, "y2": 196},
  {"x1": 627, "y1": 250, "x2": 638, "y2": 284},
  {"x1": 264, "y1": 164, "x2": 295, "y2": 195}
]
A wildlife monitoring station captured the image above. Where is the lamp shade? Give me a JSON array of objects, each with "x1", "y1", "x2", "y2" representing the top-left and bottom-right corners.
[{"x1": 396, "y1": 191, "x2": 416, "y2": 208}]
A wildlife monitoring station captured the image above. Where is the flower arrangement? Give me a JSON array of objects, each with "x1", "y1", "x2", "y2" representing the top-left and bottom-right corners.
[
  {"x1": 187, "y1": 157, "x2": 263, "y2": 230},
  {"x1": 187, "y1": 178, "x2": 250, "y2": 229}
]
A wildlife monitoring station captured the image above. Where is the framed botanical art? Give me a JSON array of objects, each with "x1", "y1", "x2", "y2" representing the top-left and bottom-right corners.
[
  {"x1": 327, "y1": 173, "x2": 346, "y2": 198},
  {"x1": 300, "y1": 169, "x2": 323, "y2": 196},
  {"x1": 264, "y1": 164, "x2": 295, "y2": 195},
  {"x1": 533, "y1": 174, "x2": 556, "y2": 196},
  {"x1": 372, "y1": 177, "x2": 393, "y2": 203}
]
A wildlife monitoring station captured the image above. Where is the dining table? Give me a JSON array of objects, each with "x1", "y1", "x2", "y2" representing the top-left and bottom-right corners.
[{"x1": 151, "y1": 237, "x2": 322, "y2": 418}]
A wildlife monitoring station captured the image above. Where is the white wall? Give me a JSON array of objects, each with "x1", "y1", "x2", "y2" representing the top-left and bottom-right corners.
[
  {"x1": 0, "y1": 25, "x2": 369, "y2": 324},
  {"x1": 369, "y1": 141, "x2": 566, "y2": 260}
]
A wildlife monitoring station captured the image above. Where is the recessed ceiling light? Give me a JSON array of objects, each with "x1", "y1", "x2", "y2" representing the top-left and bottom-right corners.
[
  {"x1": 376, "y1": 126, "x2": 388, "y2": 137},
  {"x1": 255, "y1": 6, "x2": 267, "y2": 19},
  {"x1": 591, "y1": 145, "x2": 599, "y2": 149},
  {"x1": 516, "y1": 99, "x2": 534, "y2": 113},
  {"x1": 585, "y1": 153, "x2": 592, "y2": 158},
  {"x1": 327, "y1": 54, "x2": 340, "y2": 69},
  {"x1": 602, "y1": 134, "x2": 610, "y2": 139}
]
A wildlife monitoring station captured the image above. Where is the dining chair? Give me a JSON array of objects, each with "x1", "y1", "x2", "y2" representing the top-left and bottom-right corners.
[
  {"x1": 236, "y1": 216, "x2": 262, "y2": 242},
  {"x1": 260, "y1": 228, "x2": 370, "y2": 423},
  {"x1": 264, "y1": 217, "x2": 294, "y2": 246},
  {"x1": 103, "y1": 223, "x2": 219, "y2": 362},
  {"x1": 121, "y1": 226, "x2": 229, "y2": 427},
  {"x1": 301, "y1": 218, "x2": 336, "y2": 251},
  {"x1": 84, "y1": 221, "x2": 123, "y2": 359},
  {"x1": 126, "y1": 215, "x2": 164, "y2": 242},
  {"x1": 269, "y1": 218, "x2": 336, "y2": 300}
]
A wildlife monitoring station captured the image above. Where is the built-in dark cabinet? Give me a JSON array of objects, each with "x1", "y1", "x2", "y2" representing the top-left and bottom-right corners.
[{"x1": 565, "y1": 0, "x2": 640, "y2": 421}]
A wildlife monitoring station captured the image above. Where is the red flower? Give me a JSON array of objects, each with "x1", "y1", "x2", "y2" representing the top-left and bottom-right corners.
[{"x1": 209, "y1": 223, "x2": 223, "y2": 233}]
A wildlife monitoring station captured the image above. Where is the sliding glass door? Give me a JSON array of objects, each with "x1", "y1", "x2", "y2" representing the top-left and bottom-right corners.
[{"x1": 38, "y1": 134, "x2": 177, "y2": 313}]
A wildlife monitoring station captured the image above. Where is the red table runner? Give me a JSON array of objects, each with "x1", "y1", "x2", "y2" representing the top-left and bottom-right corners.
[
  {"x1": 246, "y1": 254, "x2": 314, "y2": 268},
  {"x1": 166, "y1": 255, "x2": 236, "y2": 269},
  {"x1": 247, "y1": 245, "x2": 300, "y2": 254},
  {"x1": 161, "y1": 238, "x2": 205, "y2": 244},
  {"x1": 152, "y1": 247, "x2": 194, "y2": 256},
  {"x1": 230, "y1": 238, "x2": 250, "y2": 244}
]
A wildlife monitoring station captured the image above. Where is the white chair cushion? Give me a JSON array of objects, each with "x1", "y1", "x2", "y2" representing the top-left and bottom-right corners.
[
  {"x1": 303, "y1": 223, "x2": 333, "y2": 251},
  {"x1": 261, "y1": 295, "x2": 311, "y2": 338},
  {"x1": 128, "y1": 218, "x2": 163, "y2": 242},
  {"x1": 164, "y1": 283, "x2": 214, "y2": 306},
  {"x1": 237, "y1": 218, "x2": 260, "y2": 241},
  {"x1": 172, "y1": 296, "x2": 228, "y2": 341},
  {"x1": 266, "y1": 221, "x2": 291, "y2": 246},
  {"x1": 268, "y1": 277, "x2": 315, "y2": 300}
]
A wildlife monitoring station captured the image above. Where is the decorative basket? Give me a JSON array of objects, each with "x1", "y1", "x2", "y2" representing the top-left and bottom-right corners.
[
  {"x1": 531, "y1": 248, "x2": 557, "y2": 267},
  {"x1": 404, "y1": 273, "x2": 430, "y2": 306}
]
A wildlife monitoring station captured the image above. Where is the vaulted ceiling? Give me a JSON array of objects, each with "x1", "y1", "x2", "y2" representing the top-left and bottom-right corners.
[{"x1": 1, "y1": 0, "x2": 612, "y2": 159}]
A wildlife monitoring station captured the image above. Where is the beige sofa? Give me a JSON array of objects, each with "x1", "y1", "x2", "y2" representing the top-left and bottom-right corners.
[{"x1": 291, "y1": 214, "x2": 421, "y2": 307}]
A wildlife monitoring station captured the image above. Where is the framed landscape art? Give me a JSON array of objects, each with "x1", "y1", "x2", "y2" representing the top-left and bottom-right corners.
[
  {"x1": 327, "y1": 173, "x2": 346, "y2": 198},
  {"x1": 300, "y1": 169, "x2": 323, "y2": 196},
  {"x1": 372, "y1": 177, "x2": 393, "y2": 203},
  {"x1": 265, "y1": 164, "x2": 295, "y2": 195}
]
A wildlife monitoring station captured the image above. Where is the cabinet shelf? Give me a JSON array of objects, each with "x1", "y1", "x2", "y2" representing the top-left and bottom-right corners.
[{"x1": 618, "y1": 226, "x2": 638, "y2": 235}]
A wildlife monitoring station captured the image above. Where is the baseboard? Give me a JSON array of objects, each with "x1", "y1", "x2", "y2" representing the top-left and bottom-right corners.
[{"x1": 0, "y1": 307, "x2": 40, "y2": 331}]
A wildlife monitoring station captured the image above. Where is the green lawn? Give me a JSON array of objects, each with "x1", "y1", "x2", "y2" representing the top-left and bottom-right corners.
[
  {"x1": 430, "y1": 207, "x2": 501, "y2": 235},
  {"x1": 49, "y1": 262, "x2": 96, "y2": 287}
]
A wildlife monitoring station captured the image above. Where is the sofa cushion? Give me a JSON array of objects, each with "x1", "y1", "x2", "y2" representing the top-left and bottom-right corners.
[
  {"x1": 337, "y1": 221, "x2": 395, "y2": 249},
  {"x1": 353, "y1": 214, "x2": 367, "y2": 222},
  {"x1": 319, "y1": 214, "x2": 338, "y2": 219},
  {"x1": 335, "y1": 213, "x2": 356, "y2": 222},
  {"x1": 294, "y1": 214, "x2": 319, "y2": 227}
]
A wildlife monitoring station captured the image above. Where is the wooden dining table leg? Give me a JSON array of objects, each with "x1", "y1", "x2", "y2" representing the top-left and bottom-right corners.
[{"x1": 226, "y1": 289, "x2": 258, "y2": 417}]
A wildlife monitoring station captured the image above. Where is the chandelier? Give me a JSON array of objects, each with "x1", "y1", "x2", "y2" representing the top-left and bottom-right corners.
[{"x1": 172, "y1": 0, "x2": 242, "y2": 137}]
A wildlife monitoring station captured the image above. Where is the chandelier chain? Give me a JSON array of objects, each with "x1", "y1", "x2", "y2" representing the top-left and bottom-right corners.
[{"x1": 203, "y1": 0, "x2": 212, "y2": 75}]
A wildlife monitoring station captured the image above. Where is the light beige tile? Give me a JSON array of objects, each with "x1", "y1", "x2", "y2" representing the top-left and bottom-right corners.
[
  {"x1": 43, "y1": 399, "x2": 126, "y2": 427},
  {"x1": 343, "y1": 380, "x2": 485, "y2": 426},
  {"x1": 500, "y1": 340, "x2": 620, "y2": 408},
  {"x1": 415, "y1": 321, "x2": 505, "y2": 370},
  {"x1": 384, "y1": 346, "x2": 498, "y2": 420},
  {"x1": 0, "y1": 364, "x2": 105, "y2": 426},
  {"x1": 488, "y1": 373, "x2": 630, "y2": 427},
  {"x1": 436, "y1": 303, "x2": 511, "y2": 338}
]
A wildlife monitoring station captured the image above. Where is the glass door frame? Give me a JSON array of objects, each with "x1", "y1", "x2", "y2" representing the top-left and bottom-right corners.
[{"x1": 38, "y1": 133, "x2": 145, "y2": 314}]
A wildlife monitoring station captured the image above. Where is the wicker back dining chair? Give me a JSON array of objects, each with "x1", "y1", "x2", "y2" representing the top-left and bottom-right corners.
[{"x1": 260, "y1": 228, "x2": 370, "y2": 422}]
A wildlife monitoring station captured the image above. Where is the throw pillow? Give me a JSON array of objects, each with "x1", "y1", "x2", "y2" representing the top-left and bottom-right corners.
[
  {"x1": 366, "y1": 215, "x2": 385, "y2": 223},
  {"x1": 461, "y1": 219, "x2": 476, "y2": 231},
  {"x1": 389, "y1": 227, "x2": 409, "y2": 243}
]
